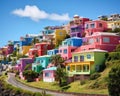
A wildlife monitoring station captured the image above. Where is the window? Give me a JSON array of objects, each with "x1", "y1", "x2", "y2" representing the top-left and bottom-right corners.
[
  {"x1": 76, "y1": 65, "x2": 82, "y2": 72},
  {"x1": 45, "y1": 73, "x2": 51, "y2": 77},
  {"x1": 37, "y1": 60, "x2": 40, "y2": 63},
  {"x1": 74, "y1": 56, "x2": 78, "y2": 62},
  {"x1": 40, "y1": 60, "x2": 43, "y2": 63},
  {"x1": 67, "y1": 66, "x2": 70, "y2": 71},
  {"x1": 87, "y1": 54, "x2": 91, "y2": 59},
  {"x1": 99, "y1": 23, "x2": 102, "y2": 27},
  {"x1": 80, "y1": 55, "x2": 84, "y2": 61},
  {"x1": 90, "y1": 23, "x2": 95, "y2": 28},
  {"x1": 89, "y1": 38, "x2": 94, "y2": 44},
  {"x1": 64, "y1": 49, "x2": 67, "y2": 54},
  {"x1": 83, "y1": 64, "x2": 89, "y2": 72},
  {"x1": 59, "y1": 50, "x2": 62, "y2": 53},
  {"x1": 71, "y1": 65, "x2": 75, "y2": 72},
  {"x1": 96, "y1": 37, "x2": 100, "y2": 42},
  {"x1": 59, "y1": 32, "x2": 63, "y2": 35},
  {"x1": 85, "y1": 24, "x2": 89, "y2": 29},
  {"x1": 103, "y1": 37, "x2": 110, "y2": 43}
]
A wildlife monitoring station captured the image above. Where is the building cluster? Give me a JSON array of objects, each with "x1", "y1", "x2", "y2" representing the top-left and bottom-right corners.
[{"x1": 0, "y1": 14, "x2": 120, "y2": 82}]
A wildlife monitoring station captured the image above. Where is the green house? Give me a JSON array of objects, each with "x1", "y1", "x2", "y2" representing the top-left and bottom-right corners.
[
  {"x1": 32, "y1": 55, "x2": 51, "y2": 73},
  {"x1": 66, "y1": 49, "x2": 108, "y2": 76}
]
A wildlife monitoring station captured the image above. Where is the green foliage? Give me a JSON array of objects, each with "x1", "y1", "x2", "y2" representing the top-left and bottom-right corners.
[
  {"x1": 112, "y1": 28, "x2": 120, "y2": 33},
  {"x1": 51, "y1": 54, "x2": 65, "y2": 68},
  {"x1": 56, "y1": 68, "x2": 68, "y2": 86},
  {"x1": 114, "y1": 44, "x2": 120, "y2": 52},
  {"x1": 23, "y1": 70, "x2": 39, "y2": 82},
  {"x1": 107, "y1": 52, "x2": 120, "y2": 61},
  {"x1": 80, "y1": 80, "x2": 86, "y2": 85},
  {"x1": 108, "y1": 63, "x2": 120, "y2": 96},
  {"x1": 24, "y1": 64, "x2": 32, "y2": 70},
  {"x1": 90, "y1": 73, "x2": 101, "y2": 80}
]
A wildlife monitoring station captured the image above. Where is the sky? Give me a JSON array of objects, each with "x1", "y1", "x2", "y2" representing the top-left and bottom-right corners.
[{"x1": 0, "y1": 0, "x2": 120, "y2": 47}]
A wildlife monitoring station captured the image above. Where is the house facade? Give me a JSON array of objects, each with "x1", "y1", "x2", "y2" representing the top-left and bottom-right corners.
[
  {"x1": 22, "y1": 45, "x2": 32, "y2": 55},
  {"x1": 107, "y1": 20, "x2": 120, "y2": 30},
  {"x1": 47, "y1": 49, "x2": 58, "y2": 56},
  {"x1": 43, "y1": 67, "x2": 57, "y2": 82},
  {"x1": 58, "y1": 37, "x2": 83, "y2": 60},
  {"x1": 35, "y1": 42, "x2": 54, "y2": 56},
  {"x1": 32, "y1": 55, "x2": 51, "y2": 73},
  {"x1": 66, "y1": 49, "x2": 107, "y2": 76},
  {"x1": 54, "y1": 29, "x2": 67, "y2": 46},
  {"x1": 79, "y1": 32, "x2": 120, "y2": 52},
  {"x1": 28, "y1": 48, "x2": 38, "y2": 58},
  {"x1": 85, "y1": 20, "x2": 108, "y2": 36}
]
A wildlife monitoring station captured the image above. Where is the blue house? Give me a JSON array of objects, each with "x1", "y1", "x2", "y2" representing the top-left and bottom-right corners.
[
  {"x1": 19, "y1": 37, "x2": 33, "y2": 46},
  {"x1": 47, "y1": 49, "x2": 58, "y2": 56},
  {"x1": 32, "y1": 55, "x2": 51, "y2": 73},
  {"x1": 62, "y1": 37, "x2": 83, "y2": 47}
]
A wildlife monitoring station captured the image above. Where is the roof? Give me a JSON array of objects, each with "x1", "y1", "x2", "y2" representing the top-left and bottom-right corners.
[
  {"x1": 29, "y1": 48, "x2": 37, "y2": 51},
  {"x1": 36, "y1": 55, "x2": 51, "y2": 58},
  {"x1": 73, "y1": 49, "x2": 108, "y2": 54},
  {"x1": 86, "y1": 32, "x2": 119, "y2": 37},
  {"x1": 64, "y1": 37, "x2": 82, "y2": 41},
  {"x1": 43, "y1": 67, "x2": 57, "y2": 71}
]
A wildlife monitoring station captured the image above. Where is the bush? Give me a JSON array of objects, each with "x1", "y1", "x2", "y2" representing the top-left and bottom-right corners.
[
  {"x1": 23, "y1": 70, "x2": 39, "y2": 82},
  {"x1": 90, "y1": 73, "x2": 101, "y2": 80},
  {"x1": 80, "y1": 80, "x2": 86, "y2": 85},
  {"x1": 108, "y1": 63, "x2": 120, "y2": 96}
]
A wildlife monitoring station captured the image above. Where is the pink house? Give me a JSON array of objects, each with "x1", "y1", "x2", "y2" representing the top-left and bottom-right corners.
[
  {"x1": 43, "y1": 67, "x2": 57, "y2": 82},
  {"x1": 76, "y1": 32, "x2": 120, "y2": 52},
  {"x1": 85, "y1": 20, "x2": 108, "y2": 36},
  {"x1": 58, "y1": 46, "x2": 77, "y2": 60}
]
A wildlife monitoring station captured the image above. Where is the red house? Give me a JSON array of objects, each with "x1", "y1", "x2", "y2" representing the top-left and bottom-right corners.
[
  {"x1": 28, "y1": 48, "x2": 38, "y2": 58},
  {"x1": 35, "y1": 42, "x2": 54, "y2": 56},
  {"x1": 75, "y1": 32, "x2": 120, "y2": 52},
  {"x1": 85, "y1": 20, "x2": 108, "y2": 36}
]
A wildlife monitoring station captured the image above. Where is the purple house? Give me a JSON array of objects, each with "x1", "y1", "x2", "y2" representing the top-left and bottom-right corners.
[
  {"x1": 70, "y1": 25, "x2": 84, "y2": 37},
  {"x1": 18, "y1": 58, "x2": 34, "y2": 72}
]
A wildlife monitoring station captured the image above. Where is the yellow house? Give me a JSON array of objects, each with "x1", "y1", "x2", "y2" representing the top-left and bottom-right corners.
[
  {"x1": 54, "y1": 29, "x2": 67, "y2": 46},
  {"x1": 107, "y1": 20, "x2": 120, "y2": 29},
  {"x1": 22, "y1": 46, "x2": 32, "y2": 55}
]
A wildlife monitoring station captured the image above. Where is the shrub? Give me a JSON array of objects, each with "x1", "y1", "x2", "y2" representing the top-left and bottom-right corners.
[
  {"x1": 80, "y1": 80, "x2": 86, "y2": 85},
  {"x1": 23, "y1": 70, "x2": 39, "y2": 82},
  {"x1": 90, "y1": 73, "x2": 101, "y2": 80},
  {"x1": 108, "y1": 63, "x2": 120, "y2": 96}
]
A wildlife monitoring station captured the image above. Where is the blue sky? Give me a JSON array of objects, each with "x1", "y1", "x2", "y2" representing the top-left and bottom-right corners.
[{"x1": 0, "y1": 0, "x2": 120, "y2": 47}]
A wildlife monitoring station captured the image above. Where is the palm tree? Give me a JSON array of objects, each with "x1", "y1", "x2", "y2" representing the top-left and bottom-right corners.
[
  {"x1": 51, "y1": 54, "x2": 65, "y2": 68},
  {"x1": 56, "y1": 68, "x2": 67, "y2": 86}
]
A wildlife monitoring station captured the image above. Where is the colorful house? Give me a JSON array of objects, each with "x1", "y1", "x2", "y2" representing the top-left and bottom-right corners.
[
  {"x1": 43, "y1": 67, "x2": 57, "y2": 82},
  {"x1": 58, "y1": 37, "x2": 83, "y2": 60},
  {"x1": 54, "y1": 29, "x2": 67, "y2": 46},
  {"x1": 17, "y1": 58, "x2": 33, "y2": 72},
  {"x1": 66, "y1": 49, "x2": 107, "y2": 76},
  {"x1": 70, "y1": 25, "x2": 84, "y2": 37},
  {"x1": 2, "y1": 45, "x2": 14, "y2": 56},
  {"x1": 35, "y1": 42, "x2": 54, "y2": 56},
  {"x1": 28, "y1": 48, "x2": 38, "y2": 58},
  {"x1": 19, "y1": 37, "x2": 33, "y2": 46},
  {"x1": 21, "y1": 45, "x2": 32, "y2": 55},
  {"x1": 77, "y1": 32, "x2": 120, "y2": 52},
  {"x1": 107, "y1": 20, "x2": 120, "y2": 30},
  {"x1": 47, "y1": 49, "x2": 58, "y2": 56},
  {"x1": 32, "y1": 55, "x2": 51, "y2": 73},
  {"x1": 85, "y1": 20, "x2": 108, "y2": 36}
]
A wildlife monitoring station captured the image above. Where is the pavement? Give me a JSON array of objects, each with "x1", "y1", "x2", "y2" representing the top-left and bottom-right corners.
[{"x1": 7, "y1": 73, "x2": 76, "y2": 96}]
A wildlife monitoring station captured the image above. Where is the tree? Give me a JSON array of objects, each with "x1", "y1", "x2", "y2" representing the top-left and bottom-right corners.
[
  {"x1": 108, "y1": 63, "x2": 120, "y2": 96},
  {"x1": 114, "y1": 44, "x2": 120, "y2": 52},
  {"x1": 23, "y1": 70, "x2": 39, "y2": 82},
  {"x1": 56, "y1": 68, "x2": 67, "y2": 86},
  {"x1": 51, "y1": 54, "x2": 65, "y2": 68},
  {"x1": 32, "y1": 37, "x2": 39, "y2": 46}
]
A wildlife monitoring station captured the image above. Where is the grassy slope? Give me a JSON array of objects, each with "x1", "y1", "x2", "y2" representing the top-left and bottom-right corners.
[{"x1": 17, "y1": 60, "x2": 119, "y2": 95}]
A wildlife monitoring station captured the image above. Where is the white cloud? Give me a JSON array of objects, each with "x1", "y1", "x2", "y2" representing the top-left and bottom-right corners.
[{"x1": 12, "y1": 5, "x2": 70, "y2": 22}]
